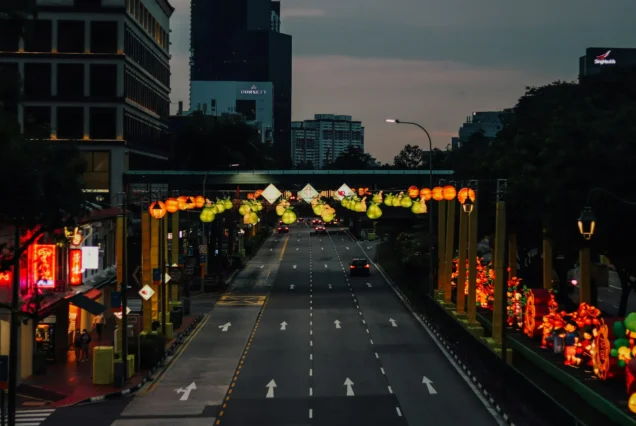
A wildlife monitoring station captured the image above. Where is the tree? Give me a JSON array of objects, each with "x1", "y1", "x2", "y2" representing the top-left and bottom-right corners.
[
  {"x1": 325, "y1": 145, "x2": 374, "y2": 169},
  {"x1": 394, "y1": 144, "x2": 425, "y2": 169}
]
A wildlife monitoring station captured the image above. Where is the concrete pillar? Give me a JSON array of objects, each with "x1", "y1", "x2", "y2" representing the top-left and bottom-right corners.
[
  {"x1": 116, "y1": 106, "x2": 124, "y2": 140},
  {"x1": 83, "y1": 106, "x2": 89, "y2": 139},
  {"x1": 19, "y1": 321, "x2": 33, "y2": 380},
  {"x1": 542, "y1": 230, "x2": 553, "y2": 290},
  {"x1": 50, "y1": 63, "x2": 57, "y2": 96},
  {"x1": 84, "y1": 63, "x2": 90, "y2": 97},
  {"x1": 116, "y1": 215, "x2": 124, "y2": 292},
  {"x1": 436, "y1": 201, "x2": 446, "y2": 293},
  {"x1": 50, "y1": 106, "x2": 57, "y2": 139},
  {"x1": 456, "y1": 209, "x2": 468, "y2": 314},
  {"x1": 151, "y1": 217, "x2": 159, "y2": 320},
  {"x1": 117, "y1": 19, "x2": 125, "y2": 54},
  {"x1": 51, "y1": 19, "x2": 58, "y2": 52},
  {"x1": 442, "y1": 201, "x2": 456, "y2": 305},
  {"x1": 579, "y1": 247, "x2": 591, "y2": 304},
  {"x1": 492, "y1": 202, "x2": 507, "y2": 345},
  {"x1": 84, "y1": 21, "x2": 91, "y2": 53}
]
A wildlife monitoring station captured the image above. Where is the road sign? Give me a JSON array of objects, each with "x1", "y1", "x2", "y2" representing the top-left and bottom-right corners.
[
  {"x1": 132, "y1": 266, "x2": 142, "y2": 284},
  {"x1": 169, "y1": 267, "x2": 182, "y2": 283},
  {"x1": 299, "y1": 184, "x2": 318, "y2": 203},
  {"x1": 199, "y1": 254, "x2": 207, "y2": 264},
  {"x1": 199, "y1": 245, "x2": 207, "y2": 254},
  {"x1": 261, "y1": 184, "x2": 282, "y2": 204},
  {"x1": 111, "y1": 292, "x2": 121, "y2": 309},
  {"x1": 184, "y1": 257, "x2": 196, "y2": 276},
  {"x1": 139, "y1": 285, "x2": 155, "y2": 301}
]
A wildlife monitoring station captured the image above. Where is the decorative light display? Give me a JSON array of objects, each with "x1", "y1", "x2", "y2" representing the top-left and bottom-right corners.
[
  {"x1": 69, "y1": 249, "x2": 83, "y2": 285},
  {"x1": 32, "y1": 244, "x2": 56, "y2": 287}
]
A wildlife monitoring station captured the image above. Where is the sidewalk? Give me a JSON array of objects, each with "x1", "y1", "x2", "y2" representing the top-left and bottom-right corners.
[{"x1": 18, "y1": 313, "x2": 203, "y2": 408}]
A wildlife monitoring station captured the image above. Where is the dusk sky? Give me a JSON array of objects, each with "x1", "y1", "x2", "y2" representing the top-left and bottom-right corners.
[{"x1": 168, "y1": 0, "x2": 636, "y2": 163}]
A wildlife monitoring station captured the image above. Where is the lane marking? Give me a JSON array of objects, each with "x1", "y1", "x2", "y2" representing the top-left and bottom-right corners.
[
  {"x1": 381, "y1": 367, "x2": 385, "y2": 375},
  {"x1": 396, "y1": 407, "x2": 402, "y2": 417},
  {"x1": 310, "y1": 368, "x2": 313, "y2": 376},
  {"x1": 279, "y1": 236, "x2": 289, "y2": 261},
  {"x1": 375, "y1": 352, "x2": 379, "y2": 359},
  {"x1": 388, "y1": 386, "x2": 393, "y2": 394},
  {"x1": 309, "y1": 387, "x2": 313, "y2": 396},
  {"x1": 309, "y1": 408, "x2": 313, "y2": 419}
]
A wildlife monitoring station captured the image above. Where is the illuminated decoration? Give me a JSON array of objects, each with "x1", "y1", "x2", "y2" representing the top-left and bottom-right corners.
[
  {"x1": 32, "y1": 244, "x2": 57, "y2": 287},
  {"x1": 64, "y1": 226, "x2": 83, "y2": 246},
  {"x1": 523, "y1": 289, "x2": 551, "y2": 338},
  {"x1": 357, "y1": 187, "x2": 369, "y2": 196},
  {"x1": 149, "y1": 201, "x2": 167, "y2": 219},
  {"x1": 334, "y1": 184, "x2": 353, "y2": 201},
  {"x1": 165, "y1": 198, "x2": 179, "y2": 213},
  {"x1": 578, "y1": 207, "x2": 596, "y2": 240},
  {"x1": 451, "y1": 256, "x2": 495, "y2": 308},
  {"x1": 177, "y1": 196, "x2": 188, "y2": 210},
  {"x1": 200, "y1": 206, "x2": 216, "y2": 223},
  {"x1": 431, "y1": 186, "x2": 444, "y2": 201},
  {"x1": 186, "y1": 197, "x2": 196, "y2": 209},
  {"x1": 69, "y1": 249, "x2": 83, "y2": 285},
  {"x1": 594, "y1": 50, "x2": 616, "y2": 66},
  {"x1": 247, "y1": 193, "x2": 255, "y2": 200},
  {"x1": 255, "y1": 189, "x2": 263, "y2": 198},
  {"x1": 261, "y1": 184, "x2": 282, "y2": 204},
  {"x1": 442, "y1": 185, "x2": 457, "y2": 201},
  {"x1": 594, "y1": 320, "x2": 611, "y2": 380},
  {"x1": 0, "y1": 270, "x2": 11, "y2": 285},
  {"x1": 407, "y1": 186, "x2": 419, "y2": 199},
  {"x1": 457, "y1": 187, "x2": 476, "y2": 204},
  {"x1": 419, "y1": 188, "x2": 432, "y2": 201},
  {"x1": 139, "y1": 284, "x2": 155, "y2": 301},
  {"x1": 194, "y1": 195, "x2": 206, "y2": 208},
  {"x1": 299, "y1": 184, "x2": 318, "y2": 203}
]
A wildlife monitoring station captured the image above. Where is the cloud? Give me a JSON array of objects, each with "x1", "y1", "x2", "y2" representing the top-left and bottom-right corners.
[
  {"x1": 280, "y1": 8, "x2": 326, "y2": 18},
  {"x1": 292, "y1": 55, "x2": 566, "y2": 162}
]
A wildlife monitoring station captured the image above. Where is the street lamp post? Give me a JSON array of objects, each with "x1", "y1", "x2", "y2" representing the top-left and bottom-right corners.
[{"x1": 386, "y1": 118, "x2": 435, "y2": 296}]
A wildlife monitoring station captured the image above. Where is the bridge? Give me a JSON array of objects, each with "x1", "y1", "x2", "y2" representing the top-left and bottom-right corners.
[{"x1": 124, "y1": 169, "x2": 455, "y2": 193}]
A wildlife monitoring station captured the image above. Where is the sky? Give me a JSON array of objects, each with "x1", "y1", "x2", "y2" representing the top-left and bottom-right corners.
[{"x1": 168, "y1": 0, "x2": 636, "y2": 163}]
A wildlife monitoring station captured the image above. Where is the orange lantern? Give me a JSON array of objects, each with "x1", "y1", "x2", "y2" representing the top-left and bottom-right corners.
[
  {"x1": 419, "y1": 188, "x2": 432, "y2": 201},
  {"x1": 185, "y1": 196, "x2": 196, "y2": 209},
  {"x1": 407, "y1": 186, "x2": 419, "y2": 199},
  {"x1": 457, "y1": 188, "x2": 476, "y2": 205},
  {"x1": 149, "y1": 201, "x2": 167, "y2": 219},
  {"x1": 194, "y1": 195, "x2": 206, "y2": 208},
  {"x1": 165, "y1": 198, "x2": 179, "y2": 213},
  {"x1": 177, "y1": 196, "x2": 188, "y2": 210},
  {"x1": 247, "y1": 193, "x2": 255, "y2": 200},
  {"x1": 255, "y1": 189, "x2": 263, "y2": 198},
  {"x1": 442, "y1": 185, "x2": 457, "y2": 201},
  {"x1": 432, "y1": 186, "x2": 444, "y2": 201}
]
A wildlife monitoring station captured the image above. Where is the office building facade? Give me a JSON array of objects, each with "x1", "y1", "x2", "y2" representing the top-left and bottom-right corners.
[
  {"x1": 453, "y1": 110, "x2": 512, "y2": 149},
  {"x1": 291, "y1": 114, "x2": 364, "y2": 169},
  {"x1": 190, "y1": 0, "x2": 291, "y2": 161},
  {"x1": 0, "y1": 0, "x2": 174, "y2": 204},
  {"x1": 579, "y1": 47, "x2": 636, "y2": 79}
]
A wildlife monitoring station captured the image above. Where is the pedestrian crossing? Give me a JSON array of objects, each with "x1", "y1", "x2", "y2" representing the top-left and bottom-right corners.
[{"x1": 3, "y1": 409, "x2": 55, "y2": 425}]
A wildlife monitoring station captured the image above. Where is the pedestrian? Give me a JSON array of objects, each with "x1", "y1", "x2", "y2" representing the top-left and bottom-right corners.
[
  {"x1": 93, "y1": 314, "x2": 105, "y2": 340},
  {"x1": 80, "y1": 329, "x2": 91, "y2": 362},
  {"x1": 73, "y1": 331, "x2": 82, "y2": 364}
]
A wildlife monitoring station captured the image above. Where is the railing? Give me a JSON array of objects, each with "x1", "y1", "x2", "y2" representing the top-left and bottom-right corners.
[{"x1": 124, "y1": 169, "x2": 455, "y2": 176}]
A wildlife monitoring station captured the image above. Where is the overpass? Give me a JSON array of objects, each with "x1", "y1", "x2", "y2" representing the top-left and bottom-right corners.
[{"x1": 124, "y1": 169, "x2": 455, "y2": 193}]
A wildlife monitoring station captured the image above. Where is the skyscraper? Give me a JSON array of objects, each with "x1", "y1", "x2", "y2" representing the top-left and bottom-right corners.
[{"x1": 190, "y1": 0, "x2": 291, "y2": 161}]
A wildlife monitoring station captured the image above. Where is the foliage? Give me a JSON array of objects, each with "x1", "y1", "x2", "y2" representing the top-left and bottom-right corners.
[
  {"x1": 171, "y1": 112, "x2": 280, "y2": 170},
  {"x1": 324, "y1": 145, "x2": 374, "y2": 169},
  {"x1": 393, "y1": 145, "x2": 451, "y2": 170},
  {"x1": 130, "y1": 333, "x2": 166, "y2": 370}
]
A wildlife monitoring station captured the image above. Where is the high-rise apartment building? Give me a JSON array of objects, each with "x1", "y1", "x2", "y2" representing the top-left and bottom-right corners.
[
  {"x1": 452, "y1": 110, "x2": 511, "y2": 149},
  {"x1": 291, "y1": 114, "x2": 364, "y2": 169},
  {"x1": 189, "y1": 0, "x2": 291, "y2": 160},
  {"x1": 0, "y1": 0, "x2": 174, "y2": 204}
]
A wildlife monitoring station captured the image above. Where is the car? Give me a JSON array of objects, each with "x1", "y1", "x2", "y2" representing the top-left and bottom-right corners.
[
  {"x1": 350, "y1": 258, "x2": 370, "y2": 276},
  {"x1": 277, "y1": 225, "x2": 289, "y2": 233},
  {"x1": 312, "y1": 219, "x2": 322, "y2": 225},
  {"x1": 315, "y1": 226, "x2": 327, "y2": 235},
  {"x1": 297, "y1": 218, "x2": 305, "y2": 223}
]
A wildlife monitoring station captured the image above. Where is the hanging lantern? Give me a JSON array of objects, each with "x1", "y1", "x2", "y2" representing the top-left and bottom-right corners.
[
  {"x1": 165, "y1": 198, "x2": 179, "y2": 213},
  {"x1": 247, "y1": 193, "x2": 255, "y2": 200},
  {"x1": 149, "y1": 201, "x2": 167, "y2": 219},
  {"x1": 419, "y1": 188, "x2": 432, "y2": 201},
  {"x1": 442, "y1": 185, "x2": 457, "y2": 201},
  {"x1": 457, "y1": 188, "x2": 476, "y2": 204},
  {"x1": 194, "y1": 195, "x2": 206, "y2": 208},
  {"x1": 200, "y1": 206, "x2": 216, "y2": 223},
  {"x1": 255, "y1": 189, "x2": 263, "y2": 198},
  {"x1": 177, "y1": 196, "x2": 188, "y2": 210},
  {"x1": 185, "y1": 196, "x2": 196, "y2": 209},
  {"x1": 432, "y1": 186, "x2": 444, "y2": 201},
  {"x1": 407, "y1": 186, "x2": 419, "y2": 199}
]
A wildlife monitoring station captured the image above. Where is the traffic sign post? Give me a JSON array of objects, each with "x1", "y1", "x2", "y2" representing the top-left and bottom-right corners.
[{"x1": 199, "y1": 245, "x2": 208, "y2": 254}]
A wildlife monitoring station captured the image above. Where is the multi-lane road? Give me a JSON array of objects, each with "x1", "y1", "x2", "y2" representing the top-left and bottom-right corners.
[{"x1": 40, "y1": 224, "x2": 504, "y2": 426}]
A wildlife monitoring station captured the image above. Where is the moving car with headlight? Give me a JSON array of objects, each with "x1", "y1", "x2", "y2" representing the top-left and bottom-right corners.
[{"x1": 350, "y1": 258, "x2": 370, "y2": 276}]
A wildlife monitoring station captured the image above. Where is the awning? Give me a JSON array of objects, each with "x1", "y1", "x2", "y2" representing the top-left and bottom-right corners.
[
  {"x1": 69, "y1": 293, "x2": 107, "y2": 316},
  {"x1": 84, "y1": 288, "x2": 102, "y2": 300}
]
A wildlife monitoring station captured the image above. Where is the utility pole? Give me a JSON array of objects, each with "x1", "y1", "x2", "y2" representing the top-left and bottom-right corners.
[
  {"x1": 160, "y1": 218, "x2": 166, "y2": 338},
  {"x1": 119, "y1": 192, "x2": 129, "y2": 383},
  {"x1": 8, "y1": 225, "x2": 20, "y2": 426}
]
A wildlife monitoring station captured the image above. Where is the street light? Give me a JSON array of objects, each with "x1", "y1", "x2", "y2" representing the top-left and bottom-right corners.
[
  {"x1": 577, "y1": 207, "x2": 596, "y2": 240},
  {"x1": 385, "y1": 118, "x2": 435, "y2": 296},
  {"x1": 149, "y1": 201, "x2": 167, "y2": 338},
  {"x1": 462, "y1": 197, "x2": 474, "y2": 214}
]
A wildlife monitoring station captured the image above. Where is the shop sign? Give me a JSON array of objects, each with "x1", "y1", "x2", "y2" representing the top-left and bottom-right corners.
[
  {"x1": 32, "y1": 245, "x2": 56, "y2": 288},
  {"x1": 0, "y1": 270, "x2": 11, "y2": 286},
  {"x1": 69, "y1": 249, "x2": 83, "y2": 285},
  {"x1": 81, "y1": 246, "x2": 99, "y2": 270}
]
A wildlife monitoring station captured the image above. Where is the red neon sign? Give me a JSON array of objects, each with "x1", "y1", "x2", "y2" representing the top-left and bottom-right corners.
[
  {"x1": 0, "y1": 271, "x2": 11, "y2": 286},
  {"x1": 32, "y1": 244, "x2": 56, "y2": 288},
  {"x1": 69, "y1": 249, "x2": 82, "y2": 285}
]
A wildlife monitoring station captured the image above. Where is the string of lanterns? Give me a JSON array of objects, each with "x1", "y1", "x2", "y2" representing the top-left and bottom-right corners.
[{"x1": 149, "y1": 195, "x2": 264, "y2": 224}]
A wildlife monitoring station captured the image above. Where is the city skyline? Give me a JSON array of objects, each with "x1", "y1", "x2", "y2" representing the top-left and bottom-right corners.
[{"x1": 168, "y1": 0, "x2": 636, "y2": 163}]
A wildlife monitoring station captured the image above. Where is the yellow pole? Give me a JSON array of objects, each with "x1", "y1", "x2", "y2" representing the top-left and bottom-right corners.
[
  {"x1": 116, "y1": 216, "x2": 124, "y2": 292},
  {"x1": 492, "y1": 201, "x2": 507, "y2": 344},
  {"x1": 508, "y1": 233, "x2": 517, "y2": 281},
  {"x1": 443, "y1": 200, "x2": 456, "y2": 304},
  {"x1": 437, "y1": 200, "x2": 447, "y2": 293},
  {"x1": 151, "y1": 217, "x2": 159, "y2": 320},
  {"x1": 163, "y1": 216, "x2": 169, "y2": 314},
  {"x1": 456, "y1": 208, "x2": 468, "y2": 314},
  {"x1": 579, "y1": 247, "x2": 591, "y2": 304},
  {"x1": 467, "y1": 197, "x2": 479, "y2": 324},
  {"x1": 171, "y1": 211, "x2": 180, "y2": 301},
  {"x1": 141, "y1": 212, "x2": 152, "y2": 332},
  {"x1": 542, "y1": 229, "x2": 553, "y2": 290}
]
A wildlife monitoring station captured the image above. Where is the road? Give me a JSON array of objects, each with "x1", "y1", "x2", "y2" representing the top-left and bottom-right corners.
[{"x1": 40, "y1": 224, "x2": 503, "y2": 425}]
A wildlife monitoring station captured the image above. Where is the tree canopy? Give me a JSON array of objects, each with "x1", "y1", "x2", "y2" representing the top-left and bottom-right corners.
[
  {"x1": 393, "y1": 145, "x2": 451, "y2": 169},
  {"x1": 325, "y1": 145, "x2": 375, "y2": 169}
]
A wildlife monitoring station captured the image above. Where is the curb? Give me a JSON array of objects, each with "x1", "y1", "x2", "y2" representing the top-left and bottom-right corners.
[
  {"x1": 372, "y1": 261, "x2": 515, "y2": 426},
  {"x1": 75, "y1": 313, "x2": 206, "y2": 405}
]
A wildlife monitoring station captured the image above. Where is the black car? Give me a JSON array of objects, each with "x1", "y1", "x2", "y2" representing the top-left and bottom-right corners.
[
  {"x1": 278, "y1": 225, "x2": 289, "y2": 233},
  {"x1": 350, "y1": 258, "x2": 370, "y2": 276},
  {"x1": 315, "y1": 226, "x2": 327, "y2": 235}
]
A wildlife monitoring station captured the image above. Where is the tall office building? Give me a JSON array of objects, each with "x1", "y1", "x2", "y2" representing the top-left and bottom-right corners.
[
  {"x1": 291, "y1": 114, "x2": 365, "y2": 169},
  {"x1": 452, "y1": 110, "x2": 511, "y2": 149},
  {"x1": 189, "y1": 0, "x2": 291, "y2": 159},
  {"x1": 579, "y1": 47, "x2": 636, "y2": 79},
  {"x1": 0, "y1": 0, "x2": 174, "y2": 204}
]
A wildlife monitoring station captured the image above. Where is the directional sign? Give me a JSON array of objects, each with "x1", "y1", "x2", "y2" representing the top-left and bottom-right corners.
[
  {"x1": 218, "y1": 322, "x2": 231, "y2": 332},
  {"x1": 132, "y1": 266, "x2": 142, "y2": 284},
  {"x1": 422, "y1": 376, "x2": 437, "y2": 394},
  {"x1": 266, "y1": 380, "x2": 277, "y2": 398},
  {"x1": 289, "y1": 284, "x2": 295, "y2": 290},
  {"x1": 280, "y1": 321, "x2": 287, "y2": 331},
  {"x1": 175, "y1": 382, "x2": 197, "y2": 401},
  {"x1": 199, "y1": 245, "x2": 208, "y2": 254},
  {"x1": 389, "y1": 318, "x2": 398, "y2": 327},
  {"x1": 334, "y1": 320, "x2": 341, "y2": 329},
  {"x1": 169, "y1": 267, "x2": 182, "y2": 283},
  {"x1": 299, "y1": 184, "x2": 318, "y2": 203},
  {"x1": 139, "y1": 285, "x2": 155, "y2": 301},
  {"x1": 344, "y1": 378, "x2": 355, "y2": 396},
  {"x1": 334, "y1": 183, "x2": 353, "y2": 201},
  {"x1": 366, "y1": 282, "x2": 372, "y2": 288},
  {"x1": 261, "y1": 184, "x2": 282, "y2": 204}
]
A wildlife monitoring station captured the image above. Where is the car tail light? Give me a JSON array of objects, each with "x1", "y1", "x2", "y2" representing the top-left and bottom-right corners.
[
  {"x1": 350, "y1": 265, "x2": 355, "y2": 269},
  {"x1": 364, "y1": 264, "x2": 370, "y2": 268},
  {"x1": 278, "y1": 227, "x2": 281, "y2": 230}
]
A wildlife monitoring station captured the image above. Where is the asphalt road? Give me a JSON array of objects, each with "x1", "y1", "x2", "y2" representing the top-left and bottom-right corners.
[{"x1": 40, "y1": 223, "x2": 503, "y2": 425}]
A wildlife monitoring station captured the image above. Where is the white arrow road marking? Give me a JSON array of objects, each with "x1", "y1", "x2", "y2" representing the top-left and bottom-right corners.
[
  {"x1": 296, "y1": 248, "x2": 299, "y2": 250},
  {"x1": 324, "y1": 264, "x2": 328, "y2": 268},
  {"x1": 289, "y1": 284, "x2": 295, "y2": 290},
  {"x1": 344, "y1": 378, "x2": 355, "y2": 396},
  {"x1": 366, "y1": 282, "x2": 372, "y2": 288},
  {"x1": 422, "y1": 376, "x2": 437, "y2": 394},
  {"x1": 266, "y1": 380, "x2": 277, "y2": 398},
  {"x1": 293, "y1": 265, "x2": 297, "y2": 269},
  {"x1": 175, "y1": 382, "x2": 197, "y2": 401},
  {"x1": 346, "y1": 247, "x2": 349, "y2": 250},
  {"x1": 328, "y1": 284, "x2": 332, "y2": 290},
  {"x1": 389, "y1": 318, "x2": 398, "y2": 327},
  {"x1": 367, "y1": 246, "x2": 372, "y2": 249},
  {"x1": 219, "y1": 322, "x2": 231, "y2": 332},
  {"x1": 280, "y1": 321, "x2": 288, "y2": 331},
  {"x1": 334, "y1": 320, "x2": 341, "y2": 329},
  {"x1": 270, "y1": 248, "x2": 272, "y2": 251}
]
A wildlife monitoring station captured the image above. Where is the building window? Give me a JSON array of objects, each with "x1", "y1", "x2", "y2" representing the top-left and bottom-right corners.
[
  {"x1": 89, "y1": 64, "x2": 117, "y2": 97},
  {"x1": 90, "y1": 21, "x2": 118, "y2": 53},
  {"x1": 81, "y1": 151, "x2": 110, "y2": 190},
  {"x1": 23, "y1": 106, "x2": 51, "y2": 138},
  {"x1": 57, "y1": 107, "x2": 84, "y2": 139},
  {"x1": 58, "y1": 20, "x2": 84, "y2": 53},
  {"x1": 24, "y1": 20, "x2": 52, "y2": 52},
  {"x1": 57, "y1": 64, "x2": 84, "y2": 97},
  {"x1": 23, "y1": 63, "x2": 52, "y2": 98},
  {"x1": 89, "y1": 107, "x2": 117, "y2": 139}
]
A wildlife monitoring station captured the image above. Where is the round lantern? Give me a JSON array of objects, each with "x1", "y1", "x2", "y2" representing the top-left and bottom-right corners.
[
  {"x1": 185, "y1": 196, "x2": 196, "y2": 209},
  {"x1": 431, "y1": 186, "x2": 444, "y2": 201},
  {"x1": 149, "y1": 201, "x2": 167, "y2": 219},
  {"x1": 194, "y1": 195, "x2": 206, "y2": 208},
  {"x1": 419, "y1": 188, "x2": 432, "y2": 201},
  {"x1": 457, "y1": 188, "x2": 476, "y2": 204},
  {"x1": 442, "y1": 185, "x2": 457, "y2": 201},
  {"x1": 177, "y1": 196, "x2": 188, "y2": 210},
  {"x1": 165, "y1": 198, "x2": 179, "y2": 213},
  {"x1": 200, "y1": 206, "x2": 216, "y2": 223},
  {"x1": 407, "y1": 186, "x2": 419, "y2": 199},
  {"x1": 255, "y1": 189, "x2": 263, "y2": 198}
]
